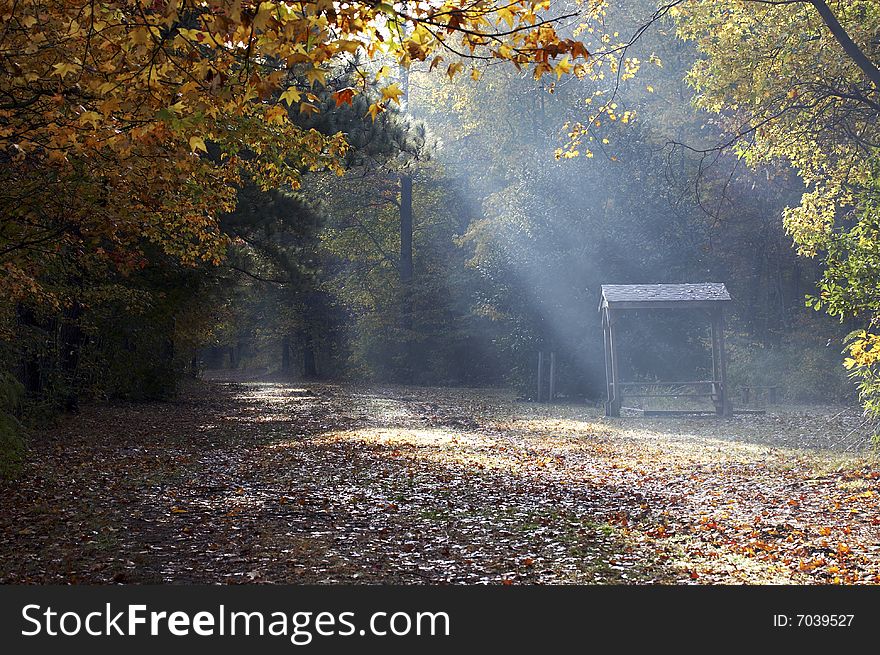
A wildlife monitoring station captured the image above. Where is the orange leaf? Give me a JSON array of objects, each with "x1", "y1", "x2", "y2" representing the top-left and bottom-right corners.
[{"x1": 333, "y1": 88, "x2": 355, "y2": 107}]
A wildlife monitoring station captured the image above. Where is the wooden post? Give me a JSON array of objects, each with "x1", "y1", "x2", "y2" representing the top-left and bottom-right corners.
[
  {"x1": 537, "y1": 351, "x2": 544, "y2": 402},
  {"x1": 607, "y1": 310, "x2": 621, "y2": 417},
  {"x1": 710, "y1": 314, "x2": 720, "y2": 412},
  {"x1": 717, "y1": 309, "x2": 731, "y2": 416},
  {"x1": 549, "y1": 351, "x2": 557, "y2": 402},
  {"x1": 603, "y1": 311, "x2": 613, "y2": 415},
  {"x1": 710, "y1": 314, "x2": 717, "y2": 385}
]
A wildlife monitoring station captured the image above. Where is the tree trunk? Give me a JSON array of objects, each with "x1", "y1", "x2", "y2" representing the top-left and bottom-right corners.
[
  {"x1": 302, "y1": 331, "x2": 317, "y2": 379},
  {"x1": 397, "y1": 61, "x2": 415, "y2": 380},
  {"x1": 399, "y1": 173, "x2": 414, "y2": 379},
  {"x1": 59, "y1": 300, "x2": 83, "y2": 412},
  {"x1": 400, "y1": 173, "x2": 413, "y2": 288},
  {"x1": 281, "y1": 335, "x2": 291, "y2": 373},
  {"x1": 15, "y1": 303, "x2": 42, "y2": 396}
]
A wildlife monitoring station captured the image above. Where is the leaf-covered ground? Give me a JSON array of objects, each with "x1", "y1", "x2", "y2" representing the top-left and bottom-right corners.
[{"x1": 2, "y1": 380, "x2": 879, "y2": 584}]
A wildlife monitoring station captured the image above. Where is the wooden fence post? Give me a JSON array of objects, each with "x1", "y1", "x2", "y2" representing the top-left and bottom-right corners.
[{"x1": 537, "y1": 351, "x2": 544, "y2": 402}]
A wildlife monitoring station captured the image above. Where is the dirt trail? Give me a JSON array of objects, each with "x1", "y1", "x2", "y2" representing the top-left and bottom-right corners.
[{"x1": 1, "y1": 380, "x2": 878, "y2": 584}]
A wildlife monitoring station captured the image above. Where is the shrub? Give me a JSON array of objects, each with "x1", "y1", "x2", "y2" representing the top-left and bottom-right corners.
[{"x1": 0, "y1": 371, "x2": 26, "y2": 479}]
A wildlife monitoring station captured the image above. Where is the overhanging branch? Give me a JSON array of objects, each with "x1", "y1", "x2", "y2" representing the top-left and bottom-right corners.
[{"x1": 810, "y1": 0, "x2": 880, "y2": 89}]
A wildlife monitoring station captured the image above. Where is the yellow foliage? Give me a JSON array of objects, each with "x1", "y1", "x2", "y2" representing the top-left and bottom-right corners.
[{"x1": 0, "y1": 0, "x2": 586, "y2": 304}]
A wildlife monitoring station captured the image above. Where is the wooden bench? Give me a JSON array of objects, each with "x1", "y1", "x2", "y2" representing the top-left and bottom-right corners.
[{"x1": 740, "y1": 385, "x2": 780, "y2": 405}]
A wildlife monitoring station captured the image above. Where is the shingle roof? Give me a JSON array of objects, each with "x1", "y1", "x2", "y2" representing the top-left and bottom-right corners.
[{"x1": 600, "y1": 283, "x2": 731, "y2": 308}]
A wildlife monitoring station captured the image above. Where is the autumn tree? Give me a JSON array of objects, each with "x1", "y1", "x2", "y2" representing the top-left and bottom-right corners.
[
  {"x1": 666, "y1": 0, "x2": 880, "y2": 412},
  {"x1": 0, "y1": 0, "x2": 592, "y2": 419},
  {"x1": 0, "y1": 0, "x2": 589, "y2": 299}
]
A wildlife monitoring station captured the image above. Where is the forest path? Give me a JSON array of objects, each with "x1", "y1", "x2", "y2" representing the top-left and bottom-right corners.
[{"x1": 2, "y1": 380, "x2": 879, "y2": 584}]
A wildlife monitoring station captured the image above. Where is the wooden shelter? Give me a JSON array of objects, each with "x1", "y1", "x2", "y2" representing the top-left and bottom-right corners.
[{"x1": 599, "y1": 283, "x2": 732, "y2": 417}]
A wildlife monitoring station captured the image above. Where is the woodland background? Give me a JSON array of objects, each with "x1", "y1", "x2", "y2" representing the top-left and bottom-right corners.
[{"x1": 2, "y1": 0, "x2": 879, "y2": 477}]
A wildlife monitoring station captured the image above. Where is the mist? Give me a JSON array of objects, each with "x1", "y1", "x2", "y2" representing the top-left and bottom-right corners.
[{"x1": 184, "y1": 4, "x2": 854, "y2": 412}]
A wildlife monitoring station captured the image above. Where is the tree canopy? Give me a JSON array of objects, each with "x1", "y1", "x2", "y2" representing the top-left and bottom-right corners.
[
  {"x1": 0, "y1": 0, "x2": 589, "y2": 305},
  {"x1": 668, "y1": 0, "x2": 880, "y2": 412}
]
